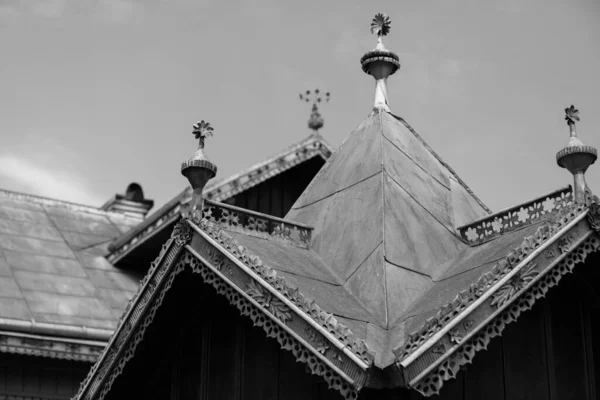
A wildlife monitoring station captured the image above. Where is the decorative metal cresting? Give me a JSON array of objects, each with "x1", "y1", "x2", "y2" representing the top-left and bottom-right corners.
[
  {"x1": 360, "y1": 13, "x2": 400, "y2": 112},
  {"x1": 181, "y1": 120, "x2": 218, "y2": 222},
  {"x1": 299, "y1": 89, "x2": 331, "y2": 133},
  {"x1": 556, "y1": 105, "x2": 597, "y2": 204}
]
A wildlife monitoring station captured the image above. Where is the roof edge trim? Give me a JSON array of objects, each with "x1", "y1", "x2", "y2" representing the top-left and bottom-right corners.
[
  {"x1": 0, "y1": 317, "x2": 112, "y2": 342},
  {"x1": 0, "y1": 330, "x2": 104, "y2": 362},
  {"x1": 205, "y1": 134, "x2": 333, "y2": 202},
  {"x1": 399, "y1": 204, "x2": 588, "y2": 368},
  {"x1": 0, "y1": 189, "x2": 140, "y2": 220},
  {"x1": 189, "y1": 218, "x2": 370, "y2": 366},
  {"x1": 409, "y1": 217, "x2": 600, "y2": 396},
  {"x1": 186, "y1": 243, "x2": 364, "y2": 393}
]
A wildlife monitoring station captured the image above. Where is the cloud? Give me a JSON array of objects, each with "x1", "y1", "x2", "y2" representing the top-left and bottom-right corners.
[
  {"x1": 0, "y1": 0, "x2": 143, "y2": 23},
  {"x1": 0, "y1": 154, "x2": 104, "y2": 206}
]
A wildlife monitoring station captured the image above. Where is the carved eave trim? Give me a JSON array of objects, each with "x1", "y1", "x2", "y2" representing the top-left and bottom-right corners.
[
  {"x1": 401, "y1": 205, "x2": 600, "y2": 396},
  {"x1": 75, "y1": 219, "x2": 371, "y2": 400},
  {"x1": 205, "y1": 135, "x2": 333, "y2": 202},
  {"x1": 0, "y1": 331, "x2": 104, "y2": 362},
  {"x1": 76, "y1": 225, "x2": 189, "y2": 400},
  {"x1": 458, "y1": 186, "x2": 573, "y2": 245},
  {"x1": 107, "y1": 204, "x2": 182, "y2": 263}
]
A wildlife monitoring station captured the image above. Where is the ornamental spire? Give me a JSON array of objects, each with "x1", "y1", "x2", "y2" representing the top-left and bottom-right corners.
[
  {"x1": 360, "y1": 13, "x2": 400, "y2": 112},
  {"x1": 556, "y1": 105, "x2": 597, "y2": 204},
  {"x1": 299, "y1": 89, "x2": 331, "y2": 133},
  {"x1": 181, "y1": 120, "x2": 218, "y2": 221}
]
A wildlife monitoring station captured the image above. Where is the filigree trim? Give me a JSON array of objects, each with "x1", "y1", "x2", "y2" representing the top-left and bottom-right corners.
[
  {"x1": 412, "y1": 233, "x2": 600, "y2": 396},
  {"x1": 193, "y1": 218, "x2": 373, "y2": 364},
  {"x1": 490, "y1": 262, "x2": 538, "y2": 309},
  {"x1": 185, "y1": 253, "x2": 360, "y2": 399},
  {"x1": 589, "y1": 202, "x2": 600, "y2": 232},
  {"x1": 395, "y1": 202, "x2": 585, "y2": 363},
  {"x1": 246, "y1": 280, "x2": 292, "y2": 323},
  {"x1": 202, "y1": 200, "x2": 312, "y2": 248},
  {"x1": 459, "y1": 187, "x2": 573, "y2": 245},
  {"x1": 172, "y1": 219, "x2": 192, "y2": 246}
]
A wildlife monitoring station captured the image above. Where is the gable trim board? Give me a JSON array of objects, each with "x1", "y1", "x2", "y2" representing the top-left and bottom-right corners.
[
  {"x1": 0, "y1": 331, "x2": 104, "y2": 362},
  {"x1": 106, "y1": 134, "x2": 333, "y2": 264},
  {"x1": 399, "y1": 199, "x2": 600, "y2": 396},
  {"x1": 76, "y1": 218, "x2": 372, "y2": 400}
]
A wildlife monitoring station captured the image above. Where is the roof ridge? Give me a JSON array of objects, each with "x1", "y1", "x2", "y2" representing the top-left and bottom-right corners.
[
  {"x1": 205, "y1": 133, "x2": 332, "y2": 192},
  {"x1": 389, "y1": 114, "x2": 492, "y2": 214},
  {"x1": 0, "y1": 188, "x2": 139, "y2": 220}
]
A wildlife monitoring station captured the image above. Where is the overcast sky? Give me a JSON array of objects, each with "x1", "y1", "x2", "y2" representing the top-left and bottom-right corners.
[{"x1": 0, "y1": 0, "x2": 599, "y2": 214}]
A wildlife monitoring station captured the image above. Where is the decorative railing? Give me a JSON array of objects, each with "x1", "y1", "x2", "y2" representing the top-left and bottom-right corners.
[
  {"x1": 202, "y1": 200, "x2": 312, "y2": 248},
  {"x1": 458, "y1": 186, "x2": 573, "y2": 245}
]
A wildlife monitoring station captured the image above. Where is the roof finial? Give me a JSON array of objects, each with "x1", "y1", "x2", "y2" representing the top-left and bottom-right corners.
[
  {"x1": 182, "y1": 120, "x2": 218, "y2": 222},
  {"x1": 361, "y1": 13, "x2": 400, "y2": 113},
  {"x1": 192, "y1": 120, "x2": 213, "y2": 149},
  {"x1": 299, "y1": 89, "x2": 331, "y2": 133},
  {"x1": 556, "y1": 105, "x2": 598, "y2": 204},
  {"x1": 371, "y1": 13, "x2": 391, "y2": 50}
]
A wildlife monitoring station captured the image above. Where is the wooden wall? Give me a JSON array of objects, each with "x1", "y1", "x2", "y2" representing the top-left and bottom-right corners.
[
  {"x1": 0, "y1": 353, "x2": 90, "y2": 399},
  {"x1": 105, "y1": 251, "x2": 600, "y2": 400},
  {"x1": 223, "y1": 157, "x2": 325, "y2": 218}
]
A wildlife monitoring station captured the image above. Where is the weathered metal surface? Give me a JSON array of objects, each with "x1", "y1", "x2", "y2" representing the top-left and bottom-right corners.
[
  {"x1": 385, "y1": 261, "x2": 434, "y2": 327},
  {"x1": 450, "y1": 176, "x2": 490, "y2": 228},
  {"x1": 383, "y1": 139, "x2": 454, "y2": 230},
  {"x1": 380, "y1": 112, "x2": 450, "y2": 189},
  {"x1": 291, "y1": 115, "x2": 381, "y2": 208},
  {"x1": 344, "y1": 244, "x2": 387, "y2": 326},
  {"x1": 383, "y1": 174, "x2": 464, "y2": 276},
  {"x1": 276, "y1": 270, "x2": 377, "y2": 325},
  {"x1": 227, "y1": 231, "x2": 342, "y2": 284}
]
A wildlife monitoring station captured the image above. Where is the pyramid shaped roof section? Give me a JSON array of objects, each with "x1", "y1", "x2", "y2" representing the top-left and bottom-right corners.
[{"x1": 286, "y1": 109, "x2": 490, "y2": 328}]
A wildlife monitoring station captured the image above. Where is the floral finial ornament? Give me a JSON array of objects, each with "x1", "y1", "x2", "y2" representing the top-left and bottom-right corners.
[
  {"x1": 192, "y1": 120, "x2": 214, "y2": 148},
  {"x1": 370, "y1": 13, "x2": 391, "y2": 38},
  {"x1": 565, "y1": 105, "x2": 580, "y2": 125}
]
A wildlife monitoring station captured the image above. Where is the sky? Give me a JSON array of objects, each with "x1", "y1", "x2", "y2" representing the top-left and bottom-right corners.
[{"x1": 0, "y1": 0, "x2": 599, "y2": 214}]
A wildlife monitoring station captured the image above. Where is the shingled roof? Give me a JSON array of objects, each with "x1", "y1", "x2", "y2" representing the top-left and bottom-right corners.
[
  {"x1": 73, "y1": 13, "x2": 600, "y2": 400},
  {"x1": 0, "y1": 189, "x2": 141, "y2": 361}
]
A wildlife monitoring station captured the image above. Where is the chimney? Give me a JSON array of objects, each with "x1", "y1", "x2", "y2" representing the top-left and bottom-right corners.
[{"x1": 100, "y1": 183, "x2": 154, "y2": 220}]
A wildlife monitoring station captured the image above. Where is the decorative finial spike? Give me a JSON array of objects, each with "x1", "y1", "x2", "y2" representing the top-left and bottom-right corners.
[
  {"x1": 181, "y1": 119, "x2": 218, "y2": 221},
  {"x1": 300, "y1": 88, "x2": 330, "y2": 133},
  {"x1": 361, "y1": 13, "x2": 400, "y2": 112},
  {"x1": 556, "y1": 105, "x2": 597, "y2": 204}
]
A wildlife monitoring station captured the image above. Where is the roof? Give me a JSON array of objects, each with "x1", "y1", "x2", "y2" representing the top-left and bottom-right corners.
[
  {"x1": 72, "y1": 16, "x2": 600, "y2": 400},
  {"x1": 106, "y1": 132, "x2": 333, "y2": 264},
  {"x1": 0, "y1": 189, "x2": 142, "y2": 361}
]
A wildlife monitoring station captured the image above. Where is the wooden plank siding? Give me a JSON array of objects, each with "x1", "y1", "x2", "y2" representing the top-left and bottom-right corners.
[{"x1": 224, "y1": 157, "x2": 325, "y2": 218}]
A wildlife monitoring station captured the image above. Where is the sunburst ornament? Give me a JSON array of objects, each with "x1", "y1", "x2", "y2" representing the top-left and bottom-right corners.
[
  {"x1": 565, "y1": 105, "x2": 580, "y2": 125},
  {"x1": 370, "y1": 13, "x2": 391, "y2": 39},
  {"x1": 192, "y1": 120, "x2": 214, "y2": 148}
]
